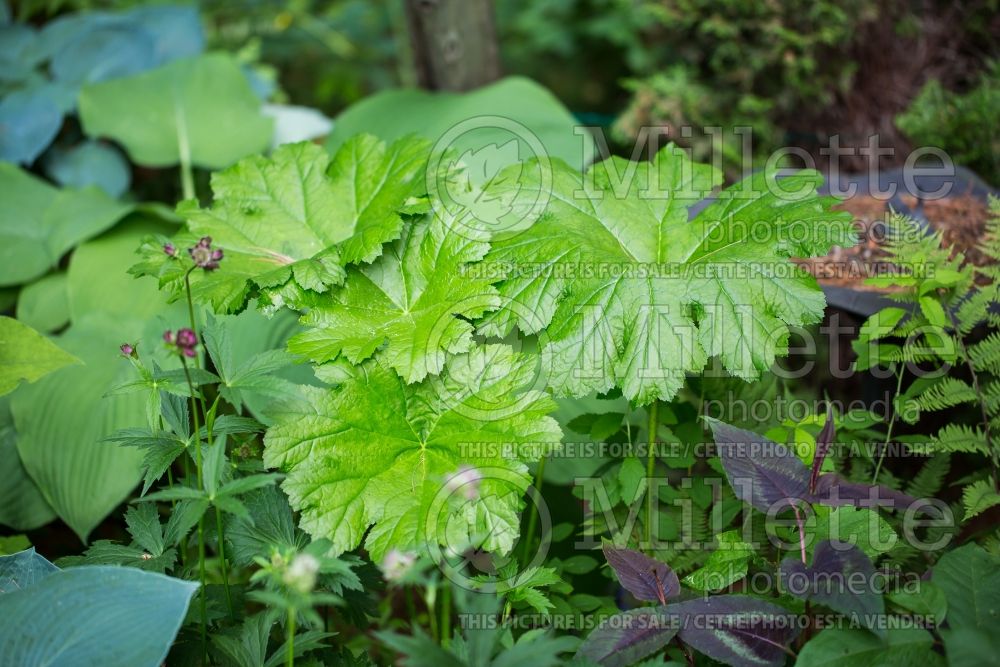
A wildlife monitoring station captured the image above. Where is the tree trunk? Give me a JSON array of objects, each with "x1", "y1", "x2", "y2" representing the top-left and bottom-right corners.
[{"x1": 404, "y1": 0, "x2": 502, "y2": 91}]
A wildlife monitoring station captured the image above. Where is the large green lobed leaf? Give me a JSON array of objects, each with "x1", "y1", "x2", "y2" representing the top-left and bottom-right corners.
[
  {"x1": 133, "y1": 136, "x2": 431, "y2": 313},
  {"x1": 481, "y1": 144, "x2": 854, "y2": 404},
  {"x1": 263, "y1": 344, "x2": 561, "y2": 561},
  {"x1": 288, "y1": 203, "x2": 500, "y2": 383}
]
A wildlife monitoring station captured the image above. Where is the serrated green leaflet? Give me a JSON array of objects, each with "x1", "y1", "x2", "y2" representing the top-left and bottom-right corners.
[
  {"x1": 263, "y1": 345, "x2": 561, "y2": 561},
  {"x1": 133, "y1": 136, "x2": 431, "y2": 313},
  {"x1": 482, "y1": 144, "x2": 853, "y2": 404},
  {"x1": 288, "y1": 206, "x2": 499, "y2": 383}
]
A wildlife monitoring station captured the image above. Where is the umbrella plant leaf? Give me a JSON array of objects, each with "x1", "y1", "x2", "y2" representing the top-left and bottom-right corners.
[
  {"x1": 326, "y1": 76, "x2": 596, "y2": 170},
  {"x1": 481, "y1": 144, "x2": 853, "y2": 404},
  {"x1": 263, "y1": 344, "x2": 561, "y2": 561},
  {"x1": 132, "y1": 136, "x2": 431, "y2": 314},
  {"x1": 288, "y1": 202, "x2": 500, "y2": 383}
]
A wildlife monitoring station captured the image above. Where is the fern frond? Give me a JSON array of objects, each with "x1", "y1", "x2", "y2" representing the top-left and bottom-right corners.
[
  {"x1": 968, "y1": 330, "x2": 1000, "y2": 367},
  {"x1": 910, "y1": 377, "x2": 978, "y2": 413},
  {"x1": 962, "y1": 479, "x2": 1000, "y2": 521},
  {"x1": 906, "y1": 454, "x2": 950, "y2": 499},
  {"x1": 930, "y1": 424, "x2": 989, "y2": 454}
]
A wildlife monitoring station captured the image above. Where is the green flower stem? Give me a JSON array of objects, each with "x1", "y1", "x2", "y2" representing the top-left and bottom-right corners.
[
  {"x1": 440, "y1": 582, "x2": 451, "y2": 647},
  {"x1": 215, "y1": 505, "x2": 235, "y2": 619},
  {"x1": 426, "y1": 584, "x2": 439, "y2": 642},
  {"x1": 286, "y1": 606, "x2": 296, "y2": 667},
  {"x1": 520, "y1": 455, "x2": 547, "y2": 566},
  {"x1": 202, "y1": 393, "x2": 234, "y2": 620},
  {"x1": 645, "y1": 399, "x2": 659, "y2": 551},
  {"x1": 872, "y1": 367, "x2": 906, "y2": 484},
  {"x1": 180, "y1": 354, "x2": 208, "y2": 661}
]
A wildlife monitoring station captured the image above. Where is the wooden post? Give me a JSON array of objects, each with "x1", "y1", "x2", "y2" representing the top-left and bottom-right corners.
[{"x1": 404, "y1": 0, "x2": 502, "y2": 91}]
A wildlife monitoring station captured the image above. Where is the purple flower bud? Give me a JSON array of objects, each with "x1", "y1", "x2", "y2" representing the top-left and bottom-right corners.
[
  {"x1": 120, "y1": 343, "x2": 136, "y2": 358},
  {"x1": 163, "y1": 243, "x2": 176, "y2": 257},
  {"x1": 176, "y1": 328, "x2": 198, "y2": 348},
  {"x1": 182, "y1": 347, "x2": 197, "y2": 358},
  {"x1": 188, "y1": 237, "x2": 223, "y2": 271},
  {"x1": 163, "y1": 331, "x2": 175, "y2": 344}
]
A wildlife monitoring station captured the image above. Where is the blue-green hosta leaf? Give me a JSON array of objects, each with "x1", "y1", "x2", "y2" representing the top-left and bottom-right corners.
[
  {"x1": 0, "y1": 316, "x2": 79, "y2": 396},
  {"x1": 133, "y1": 136, "x2": 430, "y2": 313},
  {"x1": 43, "y1": 140, "x2": 131, "y2": 198},
  {"x1": 0, "y1": 564, "x2": 197, "y2": 666},
  {"x1": 0, "y1": 86, "x2": 63, "y2": 164},
  {"x1": 78, "y1": 52, "x2": 270, "y2": 168},
  {"x1": 0, "y1": 548, "x2": 57, "y2": 593},
  {"x1": 0, "y1": 163, "x2": 131, "y2": 286},
  {"x1": 263, "y1": 344, "x2": 561, "y2": 561},
  {"x1": 288, "y1": 205, "x2": 499, "y2": 382},
  {"x1": 482, "y1": 145, "x2": 853, "y2": 404}
]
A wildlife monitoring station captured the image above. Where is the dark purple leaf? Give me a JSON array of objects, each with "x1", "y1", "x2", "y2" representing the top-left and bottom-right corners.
[
  {"x1": 809, "y1": 405, "x2": 835, "y2": 494},
  {"x1": 812, "y1": 474, "x2": 917, "y2": 511},
  {"x1": 669, "y1": 594, "x2": 800, "y2": 667},
  {"x1": 603, "y1": 545, "x2": 679, "y2": 604},
  {"x1": 779, "y1": 540, "x2": 885, "y2": 638},
  {"x1": 575, "y1": 608, "x2": 679, "y2": 667},
  {"x1": 708, "y1": 419, "x2": 810, "y2": 513}
]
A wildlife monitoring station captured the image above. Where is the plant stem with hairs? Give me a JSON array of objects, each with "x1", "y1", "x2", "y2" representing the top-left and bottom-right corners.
[{"x1": 646, "y1": 399, "x2": 659, "y2": 551}]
